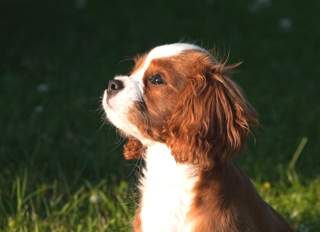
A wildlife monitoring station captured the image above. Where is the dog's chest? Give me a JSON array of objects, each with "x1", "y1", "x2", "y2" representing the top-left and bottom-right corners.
[{"x1": 139, "y1": 143, "x2": 197, "y2": 232}]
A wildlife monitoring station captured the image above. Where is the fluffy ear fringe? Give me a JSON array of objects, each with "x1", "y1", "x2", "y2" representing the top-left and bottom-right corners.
[
  {"x1": 166, "y1": 62, "x2": 258, "y2": 170},
  {"x1": 123, "y1": 137, "x2": 145, "y2": 160}
]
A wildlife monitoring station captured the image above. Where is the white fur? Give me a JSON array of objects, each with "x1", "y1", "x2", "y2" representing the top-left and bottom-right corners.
[{"x1": 140, "y1": 143, "x2": 197, "y2": 232}]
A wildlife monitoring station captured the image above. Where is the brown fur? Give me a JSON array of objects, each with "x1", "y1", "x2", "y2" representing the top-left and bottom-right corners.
[
  {"x1": 166, "y1": 62, "x2": 258, "y2": 169},
  {"x1": 133, "y1": 208, "x2": 142, "y2": 232},
  {"x1": 123, "y1": 137, "x2": 145, "y2": 160},
  {"x1": 189, "y1": 164, "x2": 292, "y2": 231},
  {"x1": 120, "y1": 49, "x2": 292, "y2": 231}
]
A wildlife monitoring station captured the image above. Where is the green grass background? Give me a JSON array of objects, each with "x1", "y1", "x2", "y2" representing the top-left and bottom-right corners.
[{"x1": 0, "y1": 0, "x2": 319, "y2": 231}]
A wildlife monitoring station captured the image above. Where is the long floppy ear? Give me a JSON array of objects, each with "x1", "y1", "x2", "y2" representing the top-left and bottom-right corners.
[
  {"x1": 123, "y1": 137, "x2": 145, "y2": 160},
  {"x1": 166, "y1": 63, "x2": 258, "y2": 169}
]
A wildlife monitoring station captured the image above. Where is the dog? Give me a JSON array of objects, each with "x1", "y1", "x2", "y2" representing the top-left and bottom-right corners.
[{"x1": 102, "y1": 43, "x2": 293, "y2": 232}]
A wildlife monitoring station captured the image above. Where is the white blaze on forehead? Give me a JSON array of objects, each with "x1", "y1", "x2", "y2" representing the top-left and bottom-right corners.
[
  {"x1": 131, "y1": 43, "x2": 205, "y2": 92},
  {"x1": 146, "y1": 43, "x2": 204, "y2": 61}
]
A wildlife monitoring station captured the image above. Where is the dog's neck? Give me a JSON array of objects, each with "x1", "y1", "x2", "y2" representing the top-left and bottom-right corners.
[
  {"x1": 139, "y1": 142, "x2": 198, "y2": 232},
  {"x1": 140, "y1": 143, "x2": 240, "y2": 232}
]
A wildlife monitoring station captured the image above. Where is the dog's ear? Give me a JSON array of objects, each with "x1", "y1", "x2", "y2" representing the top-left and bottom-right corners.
[
  {"x1": 123, "y1": 137, "x2": 145, "y2": 160},
  {"x1": 166, "y1": 62, "x2": 258, "y2": 169}
]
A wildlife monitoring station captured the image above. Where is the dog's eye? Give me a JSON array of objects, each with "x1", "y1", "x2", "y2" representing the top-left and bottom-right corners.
[{"x1": 148, "y1": 74, "x2": 165, "y2": 85}]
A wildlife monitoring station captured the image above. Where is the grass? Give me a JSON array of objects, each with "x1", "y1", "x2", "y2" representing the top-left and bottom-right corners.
[{"x1": 0, "y1": 0, "x2": 319, "y2": 231}]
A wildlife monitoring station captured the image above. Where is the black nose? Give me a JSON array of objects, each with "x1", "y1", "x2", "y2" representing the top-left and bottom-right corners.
[{"x1": 107, "y1": 79, "x2": 124, "y2": 97}]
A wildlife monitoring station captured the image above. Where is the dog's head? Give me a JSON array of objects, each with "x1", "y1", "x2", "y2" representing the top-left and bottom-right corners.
[{"x1": 102, "y1": 43, "x2": 257, "y2": 169}]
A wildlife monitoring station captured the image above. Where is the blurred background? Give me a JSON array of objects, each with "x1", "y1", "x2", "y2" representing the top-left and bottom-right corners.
[{"x1": 0, "y1": 0, "x2": 319, "y2": 231}]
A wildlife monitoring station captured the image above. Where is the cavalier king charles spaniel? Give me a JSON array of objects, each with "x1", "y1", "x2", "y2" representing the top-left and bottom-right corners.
[{"x1": 102, "y1": 43, "x2": 292, "y2": 232}]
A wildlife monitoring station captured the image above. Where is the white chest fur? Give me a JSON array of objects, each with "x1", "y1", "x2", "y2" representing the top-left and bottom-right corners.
[{"x1": 139, "y1": 143, "x2": 197, "y2": 232}]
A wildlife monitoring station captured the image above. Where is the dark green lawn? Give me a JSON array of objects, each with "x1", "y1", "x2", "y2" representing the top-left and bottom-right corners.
[{"x1": 0, "y1": 0, "x2": 319, "y2": 231}]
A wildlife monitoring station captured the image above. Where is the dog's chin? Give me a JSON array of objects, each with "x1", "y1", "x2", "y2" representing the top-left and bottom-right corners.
[
  {"x1": 103, "y1": 104, "x2": 143, "y2": 142},
  {"x1": 102, "y1": 91, "x2": 153, "y2": 145},
  {"x1": 102, "y1": 92, "x2": 131, "y2": 134}
]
